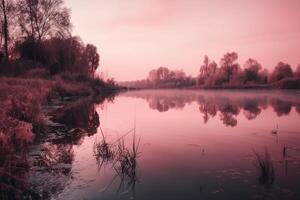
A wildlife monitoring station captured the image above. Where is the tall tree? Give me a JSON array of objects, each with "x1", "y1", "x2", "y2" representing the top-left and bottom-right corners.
[
  {"x1": 243, "y1": 58, "x2": 263, "y2": 83},
  {"x1": 199, "y1": 55, "x2": 218, "y2": 85},
  {"x1": 220, "y1": 52, "x2": 240, "y2": 82},
  {"x1": 17, "y1": 0, "x2": 71, "y2": 42},
  {"x1": 199, "y1": 55, "x2": 210, "y2": 81},
  {"x1": 157, "y1": 67, "x2": 170, "y2": 81},
  {"x1": 269, "y1": 62, "x2": 293, "y2": 83},
  {"x1": 1, "y1": 0, "x2": 9, "y2": 61},
  {"x1": 83, "y1": 44, "x2": 100, "y2": 76}
]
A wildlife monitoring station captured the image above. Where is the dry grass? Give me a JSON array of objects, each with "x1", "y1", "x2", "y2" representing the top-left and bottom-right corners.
[
  {"x1": 0, "y1": 74, "x2": 118, "y2": 199},
  {"x1": 0, "y1": 75, "x2": 111, "y2": 152}
]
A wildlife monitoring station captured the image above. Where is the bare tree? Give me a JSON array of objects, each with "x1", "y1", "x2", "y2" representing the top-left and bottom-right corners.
[
  {"x1": 0, "y1": 0, "x2": 20, "y2": 62},
  {"x1": 17, "y1": 0, "x2": 71, "y2": 42},
  {"x1": 1, "y1": 0, "x2": 9, "y2": 61}
]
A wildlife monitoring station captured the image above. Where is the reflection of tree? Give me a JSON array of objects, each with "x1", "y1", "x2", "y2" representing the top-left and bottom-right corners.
[
  {"x1": 219, "y1": 112, "x2": 237, "y2": 127},
  {"x1": 258, "y1": 97, "x2": 269, "y2": 110},
  {"x1": 26, "y1": 98, "x2": 104, "y2": 199},
  {"x1": 25, "y1": 98, "x2": 102, "y2": 199},
  {"x1": 123, "y1": 90, "x2": 300, "y2": 126},
  {"x1": 0, "y1": 92, "x2": 115, "y2": 199},
  {"x1": 218, "y1": 103, "x2": 239, "y2": 127},
  {"x1": 148, "y1": 97, "x2": 187, "y2": 112},
  {"x1": 270, "y1": 99, "x2": 292, "y2": 117},
  {"x1": 39, "y1": 143, "x2": 74, "y2": 173},
  {"x1": 0, "y1": 146, "x2": 29, "y2": 199},
  {"x1": 53, "y1": 98, "x2": 100, "y2": 138},
  {"x1": 243, "y1": 101, "x2": 261, "y2": 120},
  {"x1": 198, "y1": 100, "x2": 217, "y2": 123},
  {"x1": 1, "y1": 141, "x2": 73, "y2": 200},
  {"x1": 219, "y1": 103, "x2": 240, "y2": 115},
  {"x1": 0, "y1": 120, "x2": 33, "y2": 199},
  {"x1": 29, "y1": 142, "x2": 74, "y2": 199}
]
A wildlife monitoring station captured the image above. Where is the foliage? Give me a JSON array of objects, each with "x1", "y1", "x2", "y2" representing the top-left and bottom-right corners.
[
  {"x1": 199, "y1": 55, "x2": 218, "y2": 85},
  {"x1": 15, "y1": 36, "x2": 100, "y2": 76},
  {"x1": 147, "y1": 66, "x2": 195, "y2": 88},
  {"x1": 0, "y1": 0, "x2": 100, "y2": 78},
  {"x1": 269, "y1": 62, "x2": 293, "y2": 83},
  {"x1": 197, "y1": 54, "x2": 297, "y2": 88}
]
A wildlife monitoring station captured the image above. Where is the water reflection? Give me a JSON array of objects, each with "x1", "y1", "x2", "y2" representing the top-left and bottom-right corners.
[
  {"x1": 0, "y1": 120, "x2": 33, "y2": 199},
  {"x1": 52, "y1": 98, "x2": 100, "y2": 137},
  {"x1": 0, "y1": 94, "x2": 112, "y2": 199},
  {"x1": 123, "y1": 90, "x2": 300, "y2": 127},
  {"x1": 1, "y1": 90, "x2": 300, "y2": 200},
  {"x1": 29, "y1": 97, "x2": 107, "y2": 199},
  {"x1": 0, "y1": 142, "x2": 30, "y2": 199}
]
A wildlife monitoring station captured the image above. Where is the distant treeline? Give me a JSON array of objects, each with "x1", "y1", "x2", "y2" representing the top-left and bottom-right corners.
[
  {"x1": 121, "y1": 52, "x2": 300, "y2": 89},
  {"x1": 0, "y1": 0, "x2": 99, "y2": 77}
]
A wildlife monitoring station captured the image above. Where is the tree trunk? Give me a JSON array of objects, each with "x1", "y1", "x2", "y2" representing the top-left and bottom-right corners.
[{"x1": 1, "y1": 0, "x2": 9, "y2": 62}]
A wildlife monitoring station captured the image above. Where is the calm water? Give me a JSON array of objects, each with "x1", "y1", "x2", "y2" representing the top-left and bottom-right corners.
[{"x1": 30, "y1": 90, "x2": 300, "y2": 199}]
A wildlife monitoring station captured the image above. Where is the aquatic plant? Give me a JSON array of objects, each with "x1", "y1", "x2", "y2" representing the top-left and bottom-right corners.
[
  {"x1": 93, "y1": 128, "x2": 114, "y2": 170},
  {"x1": 253, "y1": 149, "x2": 275, "y2": 188},
  {"x1": 113, "y1": 131, "x2": 140, "y2": 193},
  {"x1": 94, "y1": 126, "x2": 140, "y2": 195}
]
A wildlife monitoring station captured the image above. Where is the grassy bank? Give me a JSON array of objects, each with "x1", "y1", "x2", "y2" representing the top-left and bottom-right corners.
[
  {"x1": 0, "y1": 73, "x2": 120, "y2": 199},
  {"x1": 0, "y1": 74, "x2": 119, "y2": 198},
  {"x1": 0, "y1": 74, "x2": 118, "y2": 157}
]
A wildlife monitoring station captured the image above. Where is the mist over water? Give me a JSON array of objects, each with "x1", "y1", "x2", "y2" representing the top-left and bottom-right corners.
[{"x1": 47, "y1": 90, "x2": 300, "y2": 200}]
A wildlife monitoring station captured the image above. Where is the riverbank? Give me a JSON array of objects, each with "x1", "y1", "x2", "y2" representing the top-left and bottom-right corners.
[
  {"x1": 124, "y1": 77, "x2": 300, "y2": 90},
  {"x1": 0, "y1": 74, "x2": 120, "y2": 199},
  {"x1": 0, "y1": 74, "x2": 119, "y2": 159}
]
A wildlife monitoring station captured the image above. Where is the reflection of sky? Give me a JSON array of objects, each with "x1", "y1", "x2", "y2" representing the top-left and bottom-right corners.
[
  {"x1": 58, "y1": 90, "x2": 300, "y2": 200},
  {"x1": 65, "y1": 0, "x2": 300, "y2": 81}
]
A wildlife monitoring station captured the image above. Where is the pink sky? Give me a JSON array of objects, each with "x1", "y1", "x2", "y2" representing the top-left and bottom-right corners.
[{"x1": 65, "y1": 0, "x2": 300, "y2": 81}]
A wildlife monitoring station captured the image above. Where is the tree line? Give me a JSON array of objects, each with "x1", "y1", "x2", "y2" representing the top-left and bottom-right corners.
[
  {"x1": 198, "y1": 52, "x2": 300, "y2": 87},
  {"x1": 0, "y1": 0, "x2": 99, "y2": 76},
  {"x1": 123, "y1": 52, "x2": 300, "y2": 89}
]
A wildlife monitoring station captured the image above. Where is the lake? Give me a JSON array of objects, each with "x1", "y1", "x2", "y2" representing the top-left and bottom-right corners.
[{"x1": 25, "y1": 90, "x2": 300, "y2": 199}]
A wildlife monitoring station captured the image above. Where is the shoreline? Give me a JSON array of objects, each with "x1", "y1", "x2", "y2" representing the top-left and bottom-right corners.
[
  {"x1": 0, "y1": 75, "x2": 120, "y2": 152},
  {"x1": 123, "y1": 77, "x2": 300, "y2": 91}
]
